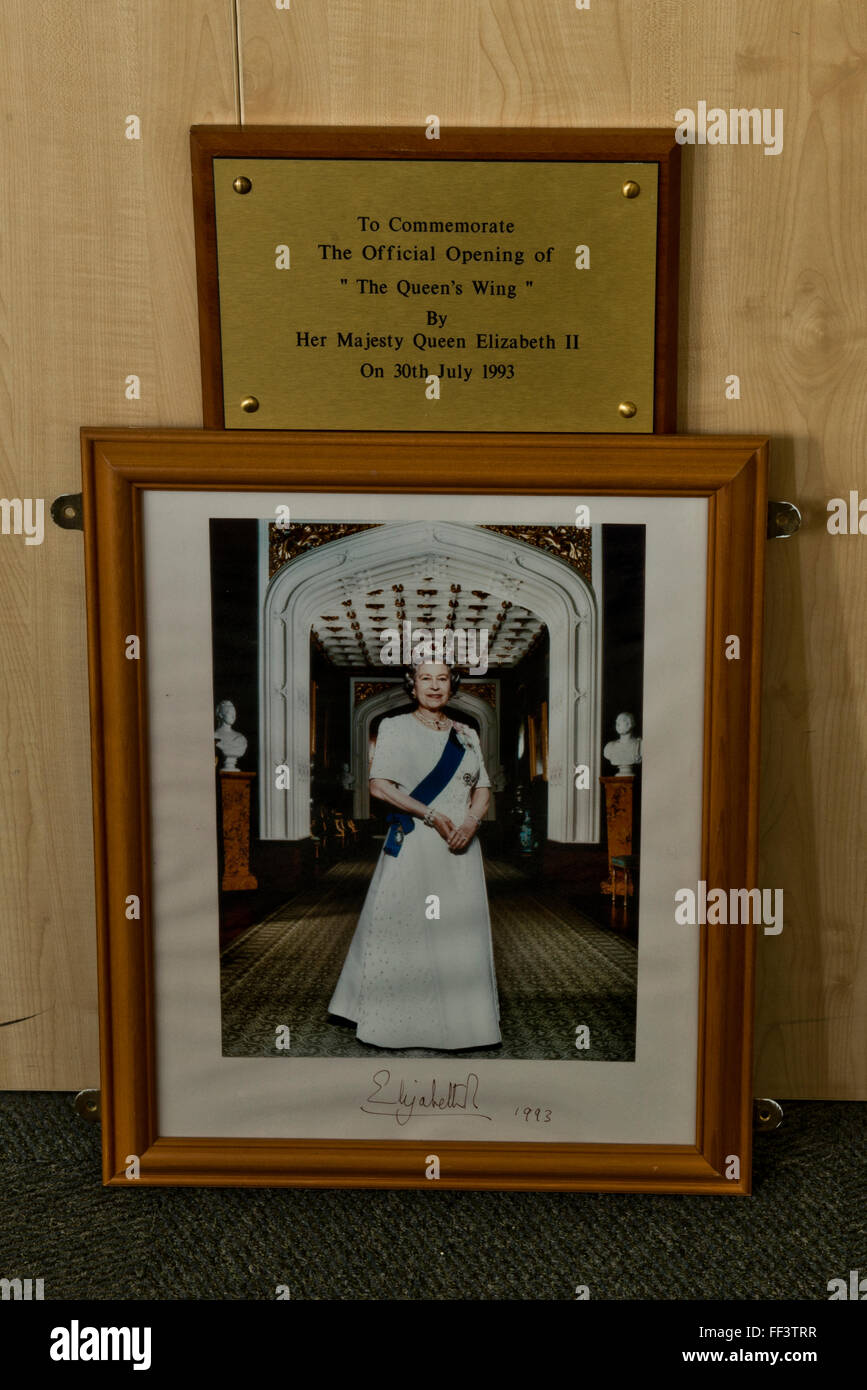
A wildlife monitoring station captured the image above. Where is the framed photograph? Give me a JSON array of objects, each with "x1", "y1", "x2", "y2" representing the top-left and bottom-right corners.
[
  {"x1": 82, "y1": 429, "x2": 767, "y2": 1192},
  {"x1": 190, "y1": 125, "x2": 681, "y2": 433}
]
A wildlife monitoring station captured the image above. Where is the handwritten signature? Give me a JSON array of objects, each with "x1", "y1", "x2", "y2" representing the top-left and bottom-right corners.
[{"x1": 361, "y1": 1068, "x2": 492, "y2": 1126}]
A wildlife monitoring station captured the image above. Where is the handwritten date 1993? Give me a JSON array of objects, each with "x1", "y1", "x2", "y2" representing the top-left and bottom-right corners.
[{"x1": 515, "y1": 1106, "x2": 552, "y2": 1123}]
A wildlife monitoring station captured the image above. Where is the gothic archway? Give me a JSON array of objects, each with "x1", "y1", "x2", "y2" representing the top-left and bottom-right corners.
[{"x1": 260, "y1": 520, "x2": 600, "y2": 843}]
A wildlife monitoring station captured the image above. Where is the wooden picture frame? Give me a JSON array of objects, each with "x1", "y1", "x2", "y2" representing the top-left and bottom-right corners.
[
  {"x1": 82, "y1": 428, "x2": 767, "y2": 1192},
  {"x1": 190, "y1": 125, "x2": 681, "y2": 433}
]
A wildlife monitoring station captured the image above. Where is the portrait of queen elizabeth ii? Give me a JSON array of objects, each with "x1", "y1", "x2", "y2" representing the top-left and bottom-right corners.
[
  {"x1": 328, "y1": 660, "x2": 500, "y2": 1050},
  {"x1": 212, "y1": 515, "x2": 646, "y2": 1063}
]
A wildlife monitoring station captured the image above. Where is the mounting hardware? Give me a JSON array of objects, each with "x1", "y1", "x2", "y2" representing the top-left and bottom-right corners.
[
  {"x1": 767, "y1": 500, "x2": 801, "y2": 539},
  {"x1": 51, "y1": 492, "x2": 83, "y2": 531},
  {"x1": 753, "y1": 1098, "x2": 783, "y2": 1131},
  {"x1": 74, "y1": 1089, "x2": 101, "y2": 1123}
]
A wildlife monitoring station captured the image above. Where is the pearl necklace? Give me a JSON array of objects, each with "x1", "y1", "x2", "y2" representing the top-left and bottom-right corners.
[{"x1": 413, "y1": 708, "x2": 448, "y2": 731}]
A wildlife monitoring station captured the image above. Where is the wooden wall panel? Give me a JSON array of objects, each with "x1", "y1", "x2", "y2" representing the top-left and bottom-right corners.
[
  {"x1": 238, "y1": 0, "x2": 635, "y2": 125},
  {"x1": 238, "y1": 0, "x2": 867, "y2": 1099},
  {"x1": 0, "y1": 0, "x2": 237, "y2": 1088},
  {"x1": 2, "y1": 0, "x2": 864, "y2": 1096},
  {"x1": 628, "y1": 0, "x2": 867, "y2": 1099}
]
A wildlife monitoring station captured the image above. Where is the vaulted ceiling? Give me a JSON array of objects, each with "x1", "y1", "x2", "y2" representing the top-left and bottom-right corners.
[{"x1": 310, "y1": 551, "x2": 545, "y2": 668}]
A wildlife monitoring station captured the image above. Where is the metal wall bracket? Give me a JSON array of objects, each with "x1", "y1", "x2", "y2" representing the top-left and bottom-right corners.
[
  {"x1": 51, "y1": 492, "x2": 83, "y2": 531},
  {"x1": 767, "y1": 500, "x2": 801, "y2": 539},
  {"x1": 73, "y1": 1089, "x2": 101, "y2": 1123},
  {"x1": 753, "y1": 1098, "x2": 783, "y2": 1131}
]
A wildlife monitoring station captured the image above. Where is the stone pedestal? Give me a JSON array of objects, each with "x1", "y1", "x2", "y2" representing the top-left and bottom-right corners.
[
  {"x1": 600, "y1": 775, "x2": 633, "y2": 896},
  {"x1": 219, "y1": 770, "x2": 258, "y2": 891}
]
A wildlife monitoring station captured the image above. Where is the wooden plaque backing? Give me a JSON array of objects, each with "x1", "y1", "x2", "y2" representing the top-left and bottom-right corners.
[{"x1": 190, "y1": 127, "x2": 681, "y2": 433}]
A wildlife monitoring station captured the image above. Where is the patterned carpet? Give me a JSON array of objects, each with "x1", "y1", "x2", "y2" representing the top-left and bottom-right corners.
[
  {"x1": 220, "y1": 855, "x2": 637, "y2": 1060},
  {"x1": 1, "y1": 1093, "x2": 863, "y2": 1300}
]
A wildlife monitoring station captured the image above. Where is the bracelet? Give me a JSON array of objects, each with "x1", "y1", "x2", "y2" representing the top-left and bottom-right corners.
[
  {"x1": 469, "y1": 813, "x2": 482, "y2": 826},
  {"x1": 423, "y1": 808, "x2": 436, "y2": 827}
]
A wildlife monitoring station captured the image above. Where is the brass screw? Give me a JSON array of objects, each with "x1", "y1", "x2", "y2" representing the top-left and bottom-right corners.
[
  {"x1": 233, "y1": 175, "x2": 252, "y2": 195},
  {"x1": 240, "y1": 396, "x2": 260, "y2": 413},
  {"x1": 622, "y1": 180, "x2": 641, "y2": 199},
  {"x1": 618, "y1": 401, "x2": 637, "y2": 418}
]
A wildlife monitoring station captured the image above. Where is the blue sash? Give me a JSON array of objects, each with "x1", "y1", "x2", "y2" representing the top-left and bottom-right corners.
[{"x1": 383, "y1": 727, "x2": 466, "y2": 856}]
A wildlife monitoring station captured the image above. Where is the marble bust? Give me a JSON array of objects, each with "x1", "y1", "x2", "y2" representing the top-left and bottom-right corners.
[
  {"x1": 603, "y1": 711, "x2": 642, "y2": 777},
  {"x1": 214, "y1": 699, "x2": 248, "y2": 770}
]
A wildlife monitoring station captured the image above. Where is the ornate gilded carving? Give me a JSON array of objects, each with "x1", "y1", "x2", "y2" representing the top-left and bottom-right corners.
[
  {"x1": 269, "y1": 522, "x2": 380, "y2": 578},
  {"x1": 463, "y1": 681, "x2": 497, "y2": 708},
  {"x1": 271, "y1": 521, "x2": 590, "y2": 586},
  {"x1": 481, "y1": 524, "x2": 592, "y2": 585},
  {"x1": 354, "y1": 680, "x2": 400, "y2": 705}
]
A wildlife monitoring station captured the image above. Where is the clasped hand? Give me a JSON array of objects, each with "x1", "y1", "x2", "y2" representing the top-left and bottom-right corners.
[{"x1": 429, "y1": 812, "x2": 477, "y2": 852}]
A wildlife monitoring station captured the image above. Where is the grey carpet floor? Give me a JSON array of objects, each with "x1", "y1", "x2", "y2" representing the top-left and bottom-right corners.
[
  {"x1": 0, "y1": 1093, "x2": 863, "y2": 1300},
  {"x1": 221, "y1": 856, "x2": 637, "y2": 1060}
]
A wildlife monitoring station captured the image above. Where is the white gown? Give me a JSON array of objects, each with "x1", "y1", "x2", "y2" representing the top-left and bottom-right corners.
[{"x1": 328, "y1": 713, "x2": 501, "y2": 1049}]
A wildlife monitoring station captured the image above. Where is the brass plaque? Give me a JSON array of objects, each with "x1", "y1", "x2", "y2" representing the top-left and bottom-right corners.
[{"x1": 213, "y1": 158, "x2": 659, "y2": 432}]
